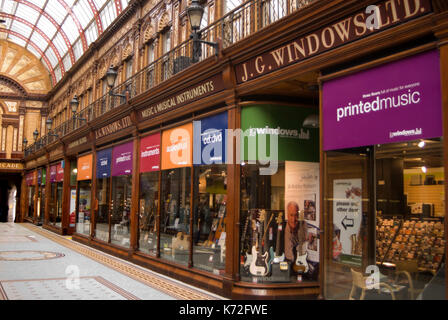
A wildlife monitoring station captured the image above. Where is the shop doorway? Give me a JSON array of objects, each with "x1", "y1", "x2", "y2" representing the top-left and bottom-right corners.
[{"x1": 0, "y1": 173, "x2": 21, "y2": 223}]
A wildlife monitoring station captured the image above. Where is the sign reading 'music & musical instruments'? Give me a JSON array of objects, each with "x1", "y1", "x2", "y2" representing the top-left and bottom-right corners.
[{"x1": 139, "y1": 74, "x2": 224, "y2": 120}]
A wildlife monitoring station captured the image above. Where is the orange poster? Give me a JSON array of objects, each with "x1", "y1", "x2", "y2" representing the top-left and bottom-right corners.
[
  {"x1": 77, "y1": 154, "x2": 93, "y2": 181},
  {"x1": 161, "y1": 123, "x2": 192, "y2": 170}
]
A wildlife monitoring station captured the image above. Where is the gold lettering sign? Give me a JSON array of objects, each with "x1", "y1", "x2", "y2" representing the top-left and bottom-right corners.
[
  {"x1": 95, "y1": 116, "x2": 132, "y2": 139},
  {"x1": 68, "y1": 136, "x2": 88, "y2": 149},
  {"x1": 0, "y1": 162, "x2": 24, "y2": 170},
  {"x1": 140, "y1": 74, "x2": 224, "y2": 120},
  {"x1": 236, "y1": 0, "x2": 432, "y2": 83}
]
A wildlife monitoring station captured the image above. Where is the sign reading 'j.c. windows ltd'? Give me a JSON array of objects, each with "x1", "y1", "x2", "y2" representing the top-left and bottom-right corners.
[
  {"x1": 322, "y1": 50, "x2": 442, "y2": 151},
  {"x1": 235, "y1": 0, "x2": 431, "y2": 84}
]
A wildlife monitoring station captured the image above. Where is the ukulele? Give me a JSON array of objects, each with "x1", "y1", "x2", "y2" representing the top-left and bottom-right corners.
[{"x1": 249, "y1": 210, "x2": 269, "y2": 277}]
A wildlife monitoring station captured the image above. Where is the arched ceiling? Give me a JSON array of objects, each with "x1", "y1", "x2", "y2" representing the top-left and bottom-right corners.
[{"x1": 0, "y1": 0, "x2": 130, "y2": 87}]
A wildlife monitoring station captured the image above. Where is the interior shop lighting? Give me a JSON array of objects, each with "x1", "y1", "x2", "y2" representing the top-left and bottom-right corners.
[
  {"x1": 418, "y1": 140, "x2": 426, "y2": 148},
  {"x1": 421, "y1": 166, "x2": 427, "y2": 173}
]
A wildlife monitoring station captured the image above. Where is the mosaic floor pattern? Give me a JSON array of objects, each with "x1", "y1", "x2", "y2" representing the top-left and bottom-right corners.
[
  {"x1": 0, "y1": 276, "x2": 139, "y2": 300},
  {"x1": 18, "y1": 223, "x2": 222, "y2": 300}
]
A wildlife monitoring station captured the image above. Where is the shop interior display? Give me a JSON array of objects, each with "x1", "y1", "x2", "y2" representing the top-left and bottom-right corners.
[
  {"x1": 240, "y1": 209, "x2": 295, "y2": 283},
  {"x1": 376, "y1": 216, "x2": 445, "y2": 274}
]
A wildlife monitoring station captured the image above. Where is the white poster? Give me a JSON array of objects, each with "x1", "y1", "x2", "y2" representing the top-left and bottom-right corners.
[
  {"x1": 332, "y1": 179, "x2": 362, "y2": 266},
  {"x1": 285, "y1": 161, "x2": 320, "y2": 266}
]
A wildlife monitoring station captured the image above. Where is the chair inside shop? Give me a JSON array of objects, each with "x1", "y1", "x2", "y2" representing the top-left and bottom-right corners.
[
  {"x1": 349, "y1": 268, "x2": 397, "y2": 300},
  {"x1": 394, "y1": 260, "x2": 421, "y2": 299}
]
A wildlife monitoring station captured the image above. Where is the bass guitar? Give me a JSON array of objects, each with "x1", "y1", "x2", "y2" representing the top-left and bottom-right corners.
[
  {"x1": 293, "y1": 244, "x2": 309, "y2": 274},
  {"x1": 249, "y1": 210, "x2": 269, "y2": 277}
]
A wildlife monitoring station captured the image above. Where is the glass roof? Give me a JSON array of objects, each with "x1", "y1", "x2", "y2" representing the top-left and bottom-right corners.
[{"x1": 0, "y1": 0, "x2": 130, "y2": 86}]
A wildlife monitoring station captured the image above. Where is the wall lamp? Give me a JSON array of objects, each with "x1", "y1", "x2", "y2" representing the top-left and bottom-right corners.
[
  {"x1": 46, "y1": 118, "x2": 59, "y2": 138},
  {"x1": 187, "y1": 0, "x2": 219, "y2": 63},
  {"x1": 33, "y1": 129, "x2": 42, "y2": 148},
  {"x1": 70, "y1": 95, "x2": 86, "y2": 122},
  {"x1": 106, "y1": 66, "x2": 126, "y2": 98}
]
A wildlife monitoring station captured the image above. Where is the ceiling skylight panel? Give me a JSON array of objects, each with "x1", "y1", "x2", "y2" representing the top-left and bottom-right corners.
[
  {"x1": 10, "y1": 21, "x2": 32, "y2": 38},
  {"x1": 63, "y1": 54, "x2": 72, "y2": 71},
  {"x1": 53, "y1": 32, "x2": 68, "y2": 56},
  {"x1": 1, "y1": 0, "x2": 16, "y2": 15},
  {"x1": 15, "y1": 3, "x2": 39, "y2": 24},
  {"x1": 8, "y1": 34, "x2": 26, "y2": 47},
  {"x1": 55, "y1": 65, "x2": 62, "y2": 82},
  {"x1": 73, "y1": 1, "x2": 93, "y2": 28},
  {"x1": 99, "y1": 1, "x2": 116, "y2": 30},
  {"x1": 72, "y1": 39, "x2": 83, "y2": 60},
  {"x1": 61, "y1": 16, "x2": 79, "y2": 43},
  {"x1": 85, "y1": 23, "x2": 98, "y2": 46},
  {"x1": 93, "y1": 0, "x2": 108, "y2": 10},
  {"x1": 44, "y1": 1, "x2": 68, "y2": 24},
  {"x1": 26, "y1": 44, "x2": 42, "y2": 60},
  {"x1": 37, "y1": 16, "x2": 57, "y2": 39},
  {"x1": 121, "y1": 0, "x2": 130, "y2": 11},
  {"x1": 30, "y1": 32, "x2": 48, "y2": 51},
  {"x1": 45, "y1": 47, "x2": 59, "y2": 68}
]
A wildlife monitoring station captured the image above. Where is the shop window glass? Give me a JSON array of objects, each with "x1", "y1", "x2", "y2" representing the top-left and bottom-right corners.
[
  {"x1": 139, "y1": 171, "x2": 159, "y2": 255},
  {"x1": 76, "y1": 180, "x2": 91, "y2": 236},
  {"x1": 110, "y1": 175, "x2": 132, "y2": 247},
  {"x1": 324, "y1": 139, "x2": 445, "y2": 300},
  {"x1": 55, "y1": 182, "x2": 63, "y2": 228},
  {"x1": 49, "y1": 183, "x2": 57, "y2": 225},
  {"x1": 193, "y1": 165, "x2": 227, "y2": 274},
  {"x1": 96, "y1": 177, "x2": 110, "y2": 242},
  {"x1": 160, "y1": 167, "x2": 191, "y2": 266},
  {"x1": 27, "y1": 186, "x2": 35, "y2": 219}
]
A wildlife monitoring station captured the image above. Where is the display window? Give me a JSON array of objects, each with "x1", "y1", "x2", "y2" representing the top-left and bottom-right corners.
[
  {"x1": 192, "y1": 112, "x2": 228, "y2": 274},
  {"x1": 322, "y1": 50, "x2": 445, "y2": 300},
  {"x1": 26, "y1": 172, "x2": 36, "y2": 219},
  {"x1": 76, "y1": 154, "x2": 93, "y2": 236},
  {"x1": 139, "y1": 133, "x2": 161, "y2": 256},
  {"x1": 48, "y1": 163, "x2": 63, "y2": 227},
  {"x1": 37, "y1": 168, "x2": 46, "y2": 224},
  {"x1": 95, "y1": 148, "x2": 112, "y2": 242},
  {"x1": 160, "y1": 124, "x2": 193, "y2": 266},
  {"x1": 110, "y1": 141, "x2": 133, "y2": 247},
  {"x1": 239, "y1": 104, "x2": 320, "y2": 283}
]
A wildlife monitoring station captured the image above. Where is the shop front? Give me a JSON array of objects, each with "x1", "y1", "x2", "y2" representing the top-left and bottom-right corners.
[
  {"x1": 25, "y1": 171, "x2": 36, "y2": 222},
  {"x1": 322, "y1": 49, "x2": 445, "y2": 300},
  {"x1": 48, "y1": 162, "x2": 64, "y2": 229},
  {"x1": 37, "y1": 168, "x2": 46, "y2": 225},
  {"x1": 75, "y1": 154, "x2": 93, "y2": 237}
]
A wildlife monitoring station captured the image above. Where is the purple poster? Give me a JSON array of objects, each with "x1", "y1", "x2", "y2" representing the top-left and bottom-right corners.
[
  {"x1": 112, "y1": 141, "x2": 133, "y2": 176},
  {"x1": 50, "y1": 165, "x2": 57, "y2": 183},
  {"x1": 323, "y1": 50, "x2": 442, "y2": 151}
]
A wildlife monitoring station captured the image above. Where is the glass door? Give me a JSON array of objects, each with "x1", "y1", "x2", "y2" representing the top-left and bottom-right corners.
[{"x1": 323, "y1": 146, "x2": 375, "y2": 300}]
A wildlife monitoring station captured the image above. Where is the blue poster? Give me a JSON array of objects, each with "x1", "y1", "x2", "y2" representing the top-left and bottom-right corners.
[
  {"x1": 193, "y1": 112, "x2": 227, "y2": 165},
  {"x1": 96, "y1": 148, "x2": 112, "y2": 178}
]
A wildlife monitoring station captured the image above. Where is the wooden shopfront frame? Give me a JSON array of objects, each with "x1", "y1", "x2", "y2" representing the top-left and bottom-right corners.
[{"x1": 22, "y1": 0, "x2": 448, "y2": 299}]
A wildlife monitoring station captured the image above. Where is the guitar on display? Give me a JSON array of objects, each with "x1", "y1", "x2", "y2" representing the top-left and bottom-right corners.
[
  {"x1": 269, "y1": 212, "x2": 285, "y2": 267},
  {"x1": 249, "y1": 210, "x2": 269, "y2": 277}
]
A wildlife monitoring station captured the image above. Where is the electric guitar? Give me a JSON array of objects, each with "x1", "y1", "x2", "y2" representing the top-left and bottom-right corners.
[
  {"x1": 293, "y1": 244, "x2": 309, "y2": 274},
  {"x1": 249, "y1": 210, "x2": 269, "y2": 277},
  {"x1": 240, "y1": 214, "x2": 251, "y2": 268},
  {"x1": 269, "y1": 212, "x2": 285, "y2": 265}
]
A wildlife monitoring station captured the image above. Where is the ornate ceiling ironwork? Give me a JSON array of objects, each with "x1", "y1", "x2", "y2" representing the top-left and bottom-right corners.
[{"x1": 0, "y1": 0, "x2": 130, "y2": 86}]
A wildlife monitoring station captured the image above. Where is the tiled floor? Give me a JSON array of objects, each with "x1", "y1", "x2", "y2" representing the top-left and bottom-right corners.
[{"x1": 0, "y1": 223, "x2": 224, "y2": 300}]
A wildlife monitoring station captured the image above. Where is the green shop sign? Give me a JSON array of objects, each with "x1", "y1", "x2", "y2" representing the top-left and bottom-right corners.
[{"x1": 241, "y1": 104, "x2": 319, "y2": 162}]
